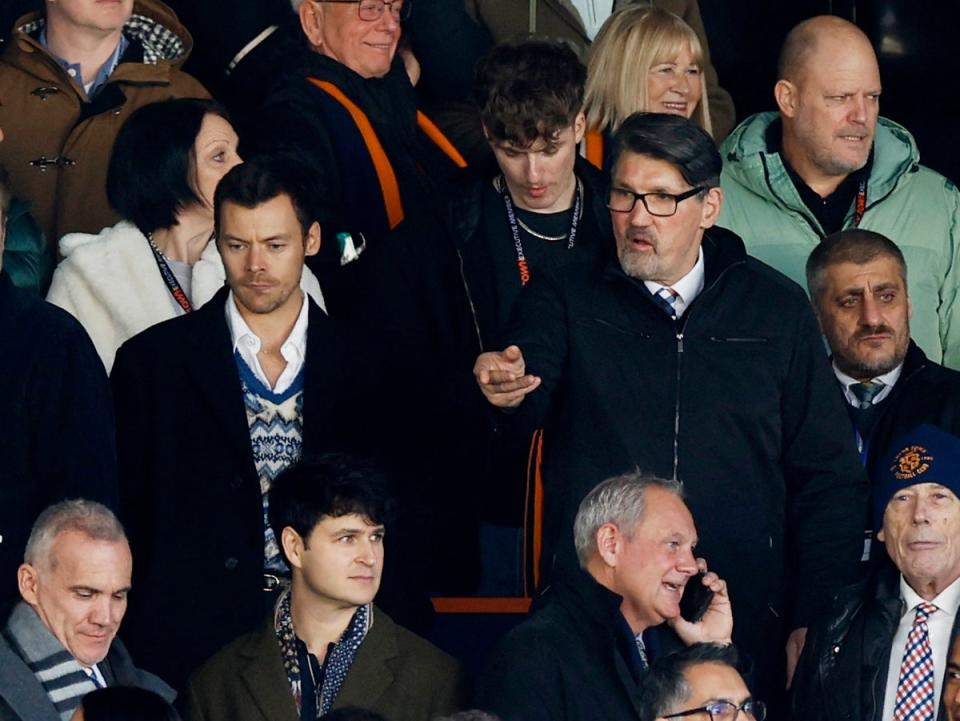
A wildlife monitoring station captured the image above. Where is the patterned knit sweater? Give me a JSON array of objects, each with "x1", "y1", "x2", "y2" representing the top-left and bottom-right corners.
[{"x1": 235, "y1": 353, "x2": 305, "y2": 574}]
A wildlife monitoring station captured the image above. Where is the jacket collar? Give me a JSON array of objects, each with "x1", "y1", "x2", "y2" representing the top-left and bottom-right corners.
[
  {"x1": 722, "y1": 112, "x2": 920, "y2": 222},
  {"x1": 549, "y1": 567, "x2": 630, "y2": 637},
  {"x1": 899, "y1": 339, "x2": 931, "y2": 380},
  {"x1": 547, "y1": 568, "x2": 646, "y2": 714},
  {"x1": 237, "y1": 615, "x2": 301, "y2": 721},
  {"x1": 236, "y1": 605, "x2": 399, "y2": 719},
  {"x1": 602, "y1": 225, "x2": 747, "y2": 296}
]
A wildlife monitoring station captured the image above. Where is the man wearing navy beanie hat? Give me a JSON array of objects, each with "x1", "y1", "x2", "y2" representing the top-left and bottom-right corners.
[{"x1": 792, "y1": 424, "x2": 960, "y2": 721}]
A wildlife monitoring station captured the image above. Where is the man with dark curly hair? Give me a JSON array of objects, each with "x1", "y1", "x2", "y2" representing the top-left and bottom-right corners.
[{"x1": 450, "y1": 37, "x2": 610, "y2": 594}]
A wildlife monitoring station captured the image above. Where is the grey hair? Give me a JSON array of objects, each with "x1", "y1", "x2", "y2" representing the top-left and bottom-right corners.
[
  {"x1": 24, "y1": 500, "x2": 126, "y2": 568},
  {"x1": 573, "y1": 471, "x2": 684, "y2": 567}
]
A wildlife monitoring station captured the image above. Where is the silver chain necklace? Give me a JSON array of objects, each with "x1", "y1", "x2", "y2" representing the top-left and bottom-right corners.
[{"x1": 515, "y1": 216, "x2": 569, "y2": 242}]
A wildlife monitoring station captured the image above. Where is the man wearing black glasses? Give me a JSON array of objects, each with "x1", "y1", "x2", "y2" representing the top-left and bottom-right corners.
[
  {"x1": 639, "y1": 644, "x2": 764, "y2": 721},
  {"x1": 474, "y1": 111, "x2": 867, "y2": 709}
]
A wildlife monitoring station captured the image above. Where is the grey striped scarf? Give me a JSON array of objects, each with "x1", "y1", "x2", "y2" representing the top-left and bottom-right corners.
[{"x1": 4, "y1": 602, "x2": 99, "y2": 721}]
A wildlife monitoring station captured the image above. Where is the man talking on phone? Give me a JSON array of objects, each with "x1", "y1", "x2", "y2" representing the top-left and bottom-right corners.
[{"x1": 476, "y1": 472, "x2": 732, "y2": 721}]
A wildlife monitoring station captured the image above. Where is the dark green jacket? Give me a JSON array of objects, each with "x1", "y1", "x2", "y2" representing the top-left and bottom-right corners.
[
  {"x1": 183, "y1": 606, "x2": 464, "y2": 721},
  {"x1": 2, "y1": 199, "x2": 51, "y2": 295}
]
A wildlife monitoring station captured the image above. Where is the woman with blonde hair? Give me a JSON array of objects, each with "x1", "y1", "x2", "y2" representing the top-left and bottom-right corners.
[{"x1": 583, "y1": 6, "x2": 712, "y2": 169}]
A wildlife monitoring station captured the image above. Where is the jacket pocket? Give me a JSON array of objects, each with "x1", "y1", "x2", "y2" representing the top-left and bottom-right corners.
[
  {"x1": 578, "y1": 317, "x2": 651, "y2": 338},
  {"x1": 709, "y1": 336, "x2": 770, "y2": 343}
]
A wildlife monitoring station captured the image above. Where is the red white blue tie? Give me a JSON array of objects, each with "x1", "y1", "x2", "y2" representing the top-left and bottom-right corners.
[
  {"x1": 654, "y1": 287, "x2": 680, "y2": 318},
  {"x1": 893, "y1": 601, "x2": 937, "y2": 721}
]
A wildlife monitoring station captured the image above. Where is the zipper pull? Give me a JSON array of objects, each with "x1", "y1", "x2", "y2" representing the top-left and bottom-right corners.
[{"x1": 677, "y1": 332, "x2": 684, "y2": 352}]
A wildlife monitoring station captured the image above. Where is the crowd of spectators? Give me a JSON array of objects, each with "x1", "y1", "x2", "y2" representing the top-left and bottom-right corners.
[{"x1": 2, "y1": 1, "x2": 960, "y2": 720}]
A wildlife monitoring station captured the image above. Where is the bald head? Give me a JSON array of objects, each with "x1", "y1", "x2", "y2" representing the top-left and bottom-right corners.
[
  {"x1": 778, "y1": 16, "x2": 876, "y2": 83},
  {"x1": 774, "y1": 16, "x2": 881, "y2": 196}
]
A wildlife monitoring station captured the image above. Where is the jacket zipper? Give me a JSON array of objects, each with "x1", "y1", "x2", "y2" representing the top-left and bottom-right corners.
[
  {"x1": 456, "y1": 248, "x2": 484, "y2": 352},
  {"x1": 760, "y1": 153, "x2": 825, "y2": 239},
  {"x1": 673, "y1": 328, "x2": 683, "y2": 480}
]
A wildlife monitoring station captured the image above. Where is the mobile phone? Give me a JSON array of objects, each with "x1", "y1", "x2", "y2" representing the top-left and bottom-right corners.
[{"x1": 680, "y1": 572, "x2": 715, "y2": 623}]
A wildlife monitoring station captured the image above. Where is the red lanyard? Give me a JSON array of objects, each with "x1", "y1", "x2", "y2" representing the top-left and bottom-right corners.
[{"x1": 853, "y1": 177, "x2": 867, "y2": 227}]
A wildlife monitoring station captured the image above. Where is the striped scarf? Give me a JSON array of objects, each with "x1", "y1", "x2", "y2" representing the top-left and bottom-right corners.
[{"x1": 4, "y1": 602, "x2": 99, "y2": 720}]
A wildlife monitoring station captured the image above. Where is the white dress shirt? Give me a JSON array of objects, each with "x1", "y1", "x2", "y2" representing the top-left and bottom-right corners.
[
  {"x1": 83, "y1": 663, "x2": 107, "y2": 688},
  {"x1": 644, "y1": 248, "x2": 705, "y2": 318},
  {"x1": 569, "y1": 0, "x2": 615, "y2": 39},
  {"x1": 225, "y1": 290, "x2": 309, "y2": 394},
  {"x1": 833, "y1": 362, "x2": 904, "y2": 408},
  {"x1": 881, "y1": 575, "x2": 960, "y2": 721}
]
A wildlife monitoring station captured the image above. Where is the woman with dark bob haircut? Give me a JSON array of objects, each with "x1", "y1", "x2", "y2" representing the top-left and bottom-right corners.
[
  {"x1": 70, "y1": 687, "x2": 180, "y2": 721},
  {"x1": 45, "y1": 97, "x2": 324, "y2": 372}
]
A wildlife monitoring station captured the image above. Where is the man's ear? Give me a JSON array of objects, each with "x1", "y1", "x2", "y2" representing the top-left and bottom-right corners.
[
  {"x1": 876, "y1": 528, "x2": 886, "y2": 543},
  {"x1": 299, "y1": 0, "x2": 325, "y2": 51},
  {"x1": 281, "y1": 527, "x2": 306, "y2": 570},
  {"x1": 305, "y1": 221, "x2": 321, "y2": 257},
  {"x1": 573, "y1": 111, "x2": 586, "y2": 144},
  {"x1": 595, "y1": 522, "x2": 622, "y2": 567},
  {"x1": 17, "y1": 564, "x2": 39, "y2": 605},
  {"x1": 699, "y1": 186, "x2": 723, "y2": 229},
  {"x1": 775, "y1": 79, "x2": 798, "y2": 118}
]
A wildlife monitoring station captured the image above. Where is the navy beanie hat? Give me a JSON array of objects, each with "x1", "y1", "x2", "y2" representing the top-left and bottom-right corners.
[{"x1": 873, "y1": 424, "x2": 960, "y2": 531}]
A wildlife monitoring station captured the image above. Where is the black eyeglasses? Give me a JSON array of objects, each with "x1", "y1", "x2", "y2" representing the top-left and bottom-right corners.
[
  {"x1": 663, "y1": 699, "x2": 767, "y2": 721},
  {"x1": 606, "y1": 185, "x2": 705, "y2": 216},
  {"x1": 313, "y1": 0, "x2": 411, "y2": 21}
]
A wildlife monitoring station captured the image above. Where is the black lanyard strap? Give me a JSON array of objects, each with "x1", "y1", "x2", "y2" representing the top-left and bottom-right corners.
[{"x1": 146, "y1": 233, "x2": 193, "y2": 314}]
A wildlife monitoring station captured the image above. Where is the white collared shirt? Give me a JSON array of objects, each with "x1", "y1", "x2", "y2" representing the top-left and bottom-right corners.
[
  {"x1": 225, "y1": 290, "x2": 309, "y2": 394},
  {"x1": 83, "y1": 663, "x2": 106, "y2": 688},
  {"x1": 643, "y1": 248, "x2": 706, "y2": 318},
  {"x1": 569, "y1": 0, "x2": 615, "y2": 40},
  {"x1": 881, "y1": 575, "x2": 960, "y2": 721},
  {"x1": 833, "y1": 362, "x2": 904, "y2": 407}
]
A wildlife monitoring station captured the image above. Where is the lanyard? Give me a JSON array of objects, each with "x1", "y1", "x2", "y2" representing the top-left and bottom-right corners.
[
  {"x1": 852, "y1": 177, "x2": 867, "y2": 227},
  {"x1": 146, "y1": 234, "x2": 193, "y2": 314},
  {"x1": 500, "y1": 176, "x2": 583, "y2": 286}
]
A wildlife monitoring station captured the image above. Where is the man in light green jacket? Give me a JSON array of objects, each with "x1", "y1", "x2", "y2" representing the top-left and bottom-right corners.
[{"x1": 719, "y1": 15, "x2": 960, "y2": 369}]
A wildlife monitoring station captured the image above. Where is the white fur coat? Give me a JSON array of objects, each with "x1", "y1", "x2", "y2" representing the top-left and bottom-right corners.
[{"x1": 46, "y1": 221, "x2": 326, "y2": 372}]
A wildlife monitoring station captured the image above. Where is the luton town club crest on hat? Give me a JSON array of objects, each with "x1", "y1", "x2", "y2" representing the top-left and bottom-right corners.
[{"x1": 892, "y1": 445, "x2": 934, "y2": 481}]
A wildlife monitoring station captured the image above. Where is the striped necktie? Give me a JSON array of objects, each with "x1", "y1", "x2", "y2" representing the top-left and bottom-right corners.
[
  {"x1": 635, "y1": 633, "x2": 649, "y2": 670},
  {"x1": 850, "y1": 380, "x2": 885, "y2": 409},
  {"x1": 654, "y1": 287, "x2": 680, "y2": 318},
  {"x1": 893, "y1": 601, "x2": 937, "y2": 721}
]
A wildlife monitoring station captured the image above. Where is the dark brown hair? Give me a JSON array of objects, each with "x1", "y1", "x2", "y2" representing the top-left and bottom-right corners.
[{"x1": 475, "y1": 38, "x2": 585, "y2": 147}]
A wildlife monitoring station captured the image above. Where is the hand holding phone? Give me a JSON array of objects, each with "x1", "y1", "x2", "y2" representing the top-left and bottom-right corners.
[
  {"x1": 680, "y1": 571, "x2": 715, "y2": 623},
  {"x1": 669, "y1": 558, "x2": 733, "y2": 647}
]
